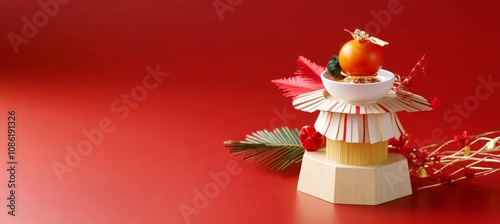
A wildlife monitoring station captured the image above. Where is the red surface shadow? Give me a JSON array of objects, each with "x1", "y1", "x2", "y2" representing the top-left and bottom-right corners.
[{"x1": 0, "y1": 0, "x2": 499, "y2": 223}]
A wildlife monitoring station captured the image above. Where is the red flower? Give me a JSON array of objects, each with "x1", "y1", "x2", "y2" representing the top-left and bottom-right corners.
[
  {"x1": 464, "y1": 168, "x2": 475, "y2": 180},
  {"x1": 454, "y1": 131, "x2": 475, "y2": 147},
  {"x1": 394, "y1": 54, "x2": 430, "y2": 92},
  {"x1": 388, "y1": 133, "x2": 414, "y2": 156},
  {"x1": 431, "y1": 97, "x2": 440, "y2": 109},
  {"x1": 437, "y1": 171, "x2": 452, "y2": 185},
  {"x1": 299, "y1": 125, "x2": 324, "y2": 151},
  {"x1": 409, "y1": 149, "x2": 428, "y2": 167},
  {"x1": 388, "y1": 137, "x2": 400, "y2": 148},
  {"x1": 427, "y1": 153, "x2": 441, "y2": 164}
]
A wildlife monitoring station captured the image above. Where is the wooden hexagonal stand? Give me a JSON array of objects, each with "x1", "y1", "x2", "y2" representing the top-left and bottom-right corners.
[{"x1": 297, "y1": 149, "x2": 412, "y2": 205}]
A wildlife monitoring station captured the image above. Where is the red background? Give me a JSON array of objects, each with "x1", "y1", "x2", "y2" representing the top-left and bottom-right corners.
[{"x1": 1, "y1": 0, "x2": 500, "y2": 223}]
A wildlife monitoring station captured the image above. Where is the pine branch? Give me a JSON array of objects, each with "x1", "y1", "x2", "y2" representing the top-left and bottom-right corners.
[
  {"x1": 224, "y1": 127, "x2": 304, "y2": 171},
  {"x1": 326, "y1": 55, "x2": 343, "y2": 79}
]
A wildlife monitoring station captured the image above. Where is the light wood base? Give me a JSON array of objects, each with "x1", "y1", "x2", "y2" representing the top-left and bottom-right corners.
[
  {"x1": 326, "y1": 139, "x2": 388, "y2": 166},
  {"x1": 297, "y1": 149, "x2": 412, "y2": 205}
]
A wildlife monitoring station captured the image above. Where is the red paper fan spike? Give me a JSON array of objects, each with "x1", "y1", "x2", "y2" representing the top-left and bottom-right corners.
[
  {"x1": 294, "y1": 56, "x2": 326, "y2": 82},
  {"x1": 272, "y1": 56, "x2": 325, "y2": 98},
  {"x1": 272, "y1": 76, "x2": 324, "y2": 98}
]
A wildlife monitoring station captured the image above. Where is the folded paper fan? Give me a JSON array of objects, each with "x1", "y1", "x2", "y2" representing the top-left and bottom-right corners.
[{"x1": 293, "y1": 89, "x2": 433, "y2": 114}]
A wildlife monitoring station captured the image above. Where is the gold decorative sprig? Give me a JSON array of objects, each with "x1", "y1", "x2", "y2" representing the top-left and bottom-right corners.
[
  {"x1": 390, "y1": 130, "x2": 500, "y2": 189},
  {"x1": 344, "y1": 29, "x2": 389, "y2": 46}
]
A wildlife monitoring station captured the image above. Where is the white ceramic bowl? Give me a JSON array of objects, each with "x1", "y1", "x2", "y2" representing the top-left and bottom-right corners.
[{"x1": 321, "y1": 69, "x2": 395, "y2": 104}]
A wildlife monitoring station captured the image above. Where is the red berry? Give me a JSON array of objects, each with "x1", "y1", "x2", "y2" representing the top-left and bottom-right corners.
[{"x1": 299, "y1": 125, "x2": 324, "y2": 151}]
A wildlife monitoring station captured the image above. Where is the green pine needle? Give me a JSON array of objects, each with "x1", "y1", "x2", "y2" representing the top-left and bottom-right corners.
[
  {"x1": 327, "y1": 55, "x2": 343, "y2": 79},
  {"x1": 224, "y1": 127, "x2": 304, "y2": 171}
]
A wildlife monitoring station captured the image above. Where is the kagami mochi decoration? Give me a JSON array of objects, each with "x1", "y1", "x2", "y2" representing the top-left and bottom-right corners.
[
  {"x1": 328, "y1": 29, "x2": 388, "y2": 83},
  {"x1": 224, "y1": 28, "x2": 500, "y2": 205}
]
